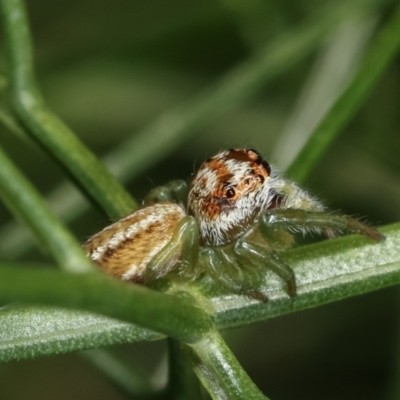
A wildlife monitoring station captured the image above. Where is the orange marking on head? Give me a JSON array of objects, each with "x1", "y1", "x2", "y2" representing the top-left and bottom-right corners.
[{"x1": 189, "y1": 148, "x2": 271, "y2": 224}]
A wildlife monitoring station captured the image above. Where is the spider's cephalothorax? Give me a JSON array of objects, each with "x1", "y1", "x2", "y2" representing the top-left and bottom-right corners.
[
  {"x1": 84, "y1": 148, "x2": 384, "y2": 301},
  {"x1": 188, "y1": 149, "x2": 273, "y2": 246}
]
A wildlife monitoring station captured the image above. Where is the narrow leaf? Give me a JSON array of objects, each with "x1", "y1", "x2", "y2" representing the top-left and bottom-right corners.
[{"x1": 287, "y1": 4, "x2": 400, "y2": 183}]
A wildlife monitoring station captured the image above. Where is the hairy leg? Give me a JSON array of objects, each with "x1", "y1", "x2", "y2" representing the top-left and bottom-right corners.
[
  {"x1": 260, "y1": 209, "x2": 385, "y2": 242},
  {"x1": 143, "y1": 180, "x2": 189, "y2": 207},
  {"x1": 200, "y1": 247, "x2": 268, "y2": 301},
  {"x1": 234, "y1": 238, "x2": 297, "y2": 296}
]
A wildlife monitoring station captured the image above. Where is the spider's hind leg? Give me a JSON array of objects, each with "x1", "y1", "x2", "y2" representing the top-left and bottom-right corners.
[
  {"x1": 234, "y1": 238, "x2": 297, "y2": 297},
  {"x1": 143, "y1": 180, "x2": 189, "y2": 207}
]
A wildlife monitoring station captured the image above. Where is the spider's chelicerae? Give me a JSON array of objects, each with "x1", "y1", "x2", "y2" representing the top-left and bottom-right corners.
[{"x1": 83, "y1": 148, "x2": 384, "y2": 301}]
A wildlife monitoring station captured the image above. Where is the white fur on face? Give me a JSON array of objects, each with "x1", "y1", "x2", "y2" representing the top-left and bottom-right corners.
[{"x1": 188, "y1": 149, "x2": 274, "y2": 246}]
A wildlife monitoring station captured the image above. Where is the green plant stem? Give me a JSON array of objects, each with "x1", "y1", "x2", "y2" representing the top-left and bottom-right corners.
[
  {"x1": 190, "y1": 331, "x2": 268, "y2": 400},
  {"x1": 0, "y1": 266, "x2": 213, "y2": 344},
  {"x1": 0, "y1": 303, "x2": 164, "y2": 363},
  {"x1": 287, "y1": 4, "x2": 400, "y2": 183},
  {"x1": 0, "y1": 144, "x2": 94, "y2": 273},
  {"x1": 167, "y1": 338, "x2": 203, "y2": 400},
  {"x1": 0, "y1": 0, "x2": 137, "y2": 219},
  {"x1": 0, "y1": 104, "x2": 28, "y2": 140},
  {"x1": 272, "y1": 13, "x2": 376, "y2": 170},
  {"x1": 0, "y1": 223, "x2": 398, "y2": 362}
]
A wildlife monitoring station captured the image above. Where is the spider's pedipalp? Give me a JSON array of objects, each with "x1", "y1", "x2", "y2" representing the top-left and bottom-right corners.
[
  {"x1": 200, "y1": 247, "x2": 241, "y2": 286},
  {"x1": 177, "y1": 216, "x2": 201, "y2": 279},
  {"x1": 200, "y1": 246, "x2": 268, "y2": 301}
]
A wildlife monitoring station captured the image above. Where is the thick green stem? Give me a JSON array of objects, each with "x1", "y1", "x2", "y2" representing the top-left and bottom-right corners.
[
  {"x1": 0, "y1": 0, "x2": 137, "y2": 219},
  {"x1": 0, "y1": 223, "x2": 398, "y2": 362},
  {"x1": 0, "y1": 266, "x2": 214, "y2": 344}
]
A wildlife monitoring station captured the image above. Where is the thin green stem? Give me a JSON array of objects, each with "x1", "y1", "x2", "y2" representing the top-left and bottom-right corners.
[
  {"x1": 272, "y1": 13, "x2": 377, "y2": 170},
  {"x1": 0, "y1": 104, "x2": 28, "y2": 139},
  {"x1": 186, "y1": 349, "x2": 229, "y2": 400},
  {"x1": 167, "y1": 338, "x2": 203, "y2": 400},
  {"x1": 0, "y1": 144, "x2": 94, "y2": 273},
  {"x1": 0, "y1": 0, "x2": 137, "y2": 219},
  {"x1": 191, "y1": 331, "x2": 268, "y2": 400},
  {"x1": 81, "y1": 349, "x2": 162, "y2": 398},
  {"x1": 287, "y1": 4, "x2": 400, "y2": 182}
]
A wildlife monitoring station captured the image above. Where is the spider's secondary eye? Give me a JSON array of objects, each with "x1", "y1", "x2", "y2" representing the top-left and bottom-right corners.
[
  {"x1": 261, "y1": 159, "x2": 271, "y2": 175},
  {"x1": 225, "y1": 187, "x2": 236, "y2": 198}
]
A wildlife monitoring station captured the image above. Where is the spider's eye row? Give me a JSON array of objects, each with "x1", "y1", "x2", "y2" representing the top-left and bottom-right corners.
[{"x1": 243, "y1": 173, "x2": 264, "y2": 188}]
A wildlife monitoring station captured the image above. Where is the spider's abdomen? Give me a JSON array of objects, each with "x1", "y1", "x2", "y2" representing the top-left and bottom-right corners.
[
  {"x1": 188, "y1": 148, "x2": 272, "y2": 247},
  {"x1": 83, "y1": 202, "x2": 186, "y2": 281}
]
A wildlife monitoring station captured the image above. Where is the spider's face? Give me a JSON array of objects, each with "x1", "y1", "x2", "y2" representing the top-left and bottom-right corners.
[{"x1": 188, "y1": 148, "x2": 273, "y2": 246}]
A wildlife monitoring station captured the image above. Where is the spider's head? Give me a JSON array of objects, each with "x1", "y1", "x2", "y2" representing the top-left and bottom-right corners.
[{"x1": 188, "y1": 148, "x2": 273, "y2": 246}]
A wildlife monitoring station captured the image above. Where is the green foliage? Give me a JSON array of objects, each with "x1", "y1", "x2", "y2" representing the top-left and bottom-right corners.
[{"x1": 0, "y1": 0, "x2": 399, "y2": 398}]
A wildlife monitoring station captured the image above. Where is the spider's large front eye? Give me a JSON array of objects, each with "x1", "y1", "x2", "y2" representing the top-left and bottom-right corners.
[{"x1": 225, "y1": 186, "x2": 236, "y2": 198}]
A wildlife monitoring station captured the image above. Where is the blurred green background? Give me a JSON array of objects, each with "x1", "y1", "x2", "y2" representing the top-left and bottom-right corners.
[{"x1": 0, "y1": 0, "x2": 400, "y2": 399}]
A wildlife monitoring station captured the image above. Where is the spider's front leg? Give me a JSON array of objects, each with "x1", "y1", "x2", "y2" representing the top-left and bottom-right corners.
[
  {"x1": 234, "y1": 236, "x2": 297, "y2": 297},
  {"x1": 238, "y1": 208, "x2": 385, "y2": 297},
  {"x1": 260, "y1": 209, "x2": 385, "y2": 242},
  {"x1": 200, "y1": 246, "x2": 269, "y2": 301}
]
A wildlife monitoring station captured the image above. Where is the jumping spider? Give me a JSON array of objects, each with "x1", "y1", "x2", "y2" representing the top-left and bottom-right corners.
[{"x1": 83, "y1": 148, "x2": 384, "y2": 301}]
